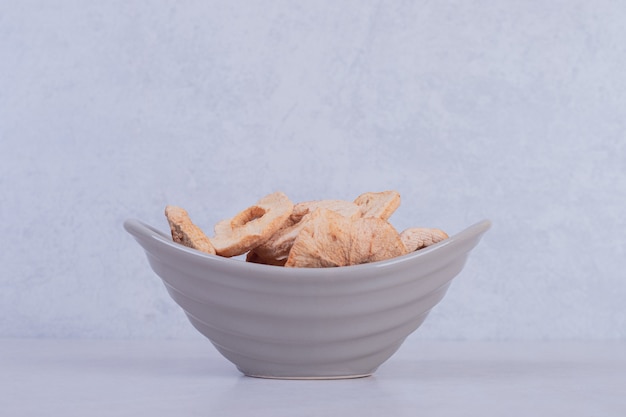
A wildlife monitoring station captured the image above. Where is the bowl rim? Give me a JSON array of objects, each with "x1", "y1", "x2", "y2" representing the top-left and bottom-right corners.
[{"x1": 124, "y1": 218, "x2": 491, "y2": 277}]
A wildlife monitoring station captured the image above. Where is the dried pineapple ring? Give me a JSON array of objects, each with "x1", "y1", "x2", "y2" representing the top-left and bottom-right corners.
[{"x1": 211, "y1": 191, "x2": 293, "y2": 257}]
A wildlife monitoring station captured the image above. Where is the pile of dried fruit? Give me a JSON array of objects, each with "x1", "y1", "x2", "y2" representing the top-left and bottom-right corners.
[{"x1": 165, "y1": 191, "x2": 448, "y2": 268}]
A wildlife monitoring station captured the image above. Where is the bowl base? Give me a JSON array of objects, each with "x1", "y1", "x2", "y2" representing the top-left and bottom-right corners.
[{"x1": 242, "y1": 372, "x2": 373, "y2": 380}]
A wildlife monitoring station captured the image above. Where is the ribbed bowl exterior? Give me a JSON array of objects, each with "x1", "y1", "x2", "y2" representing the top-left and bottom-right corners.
[{"x1": 124, "y1": 219, "x2": 490, "y2": 379}]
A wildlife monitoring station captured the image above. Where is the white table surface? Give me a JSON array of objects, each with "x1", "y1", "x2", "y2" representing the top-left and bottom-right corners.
[{"x1": 3, "y1": 338, "x2": 625, "y2": 416}]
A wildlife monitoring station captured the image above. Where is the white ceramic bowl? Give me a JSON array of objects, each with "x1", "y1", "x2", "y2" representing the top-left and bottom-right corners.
[{"x1": 124, "y1": 218, "x2": 491, "y2": 379}]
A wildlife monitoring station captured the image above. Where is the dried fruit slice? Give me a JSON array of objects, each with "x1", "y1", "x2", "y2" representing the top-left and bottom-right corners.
[
  {"x1": 211, "y1": 191, "x2": 293, "y2": 257},
  {"x1": 347, "y1": 216, "x2": 408, "y2": 264},
  {"x1": 285, "y1": 208, "x2": 407, "y2": 268},
  {"x1": 400, "y1": 227, "x2": 449, "y2": 252},
  {"x1": 165, "y1": 206, "x2": 216, "y2": 255},
  {"x1": 245, "y1": 218, "x2": 299, "y2": 265},
  {"x1": 353, "y1": 190, "x2": 401, "y2": 220},
  {"x1": 248, "y1": 199, "x2": 362, "y2": 265},
  {"x1": 290, "y1": 199, "x2": 362, "y2": 223},
  {"x1": 245, "y1": 250, "x2": 288, "y2": 266}
]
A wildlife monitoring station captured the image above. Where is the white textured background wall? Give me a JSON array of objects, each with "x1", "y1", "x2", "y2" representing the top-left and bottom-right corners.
[{"x1": 1, "y1": 1, "x2": 625, "y2": 340}]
